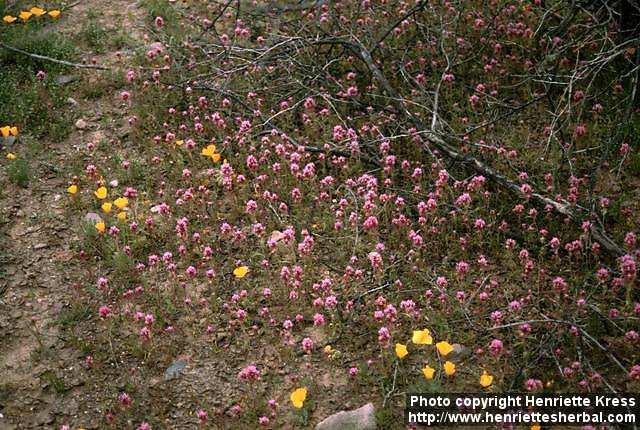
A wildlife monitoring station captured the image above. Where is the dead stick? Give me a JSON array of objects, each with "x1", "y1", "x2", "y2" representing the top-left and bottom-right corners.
[
  {"x1": 338, "y1": 39, "x2": 626, "y2": 257},
  {"x1": 0, "y1": 42, "x2": 109, "y2": 70}
]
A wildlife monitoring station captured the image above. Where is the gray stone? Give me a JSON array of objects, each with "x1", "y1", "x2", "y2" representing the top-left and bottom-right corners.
[
  {"x1": 84, "y1": 212, "x2": 102, "y2": 224},
  {"x1": 164, "y1": 359, "x2": 187, "y2": 381},
  {"x1": 449, "y1": 343, "x2": 470, "y2": 361},
  {"x1": 66, "y1": 97, "x2": 78, "y2": 106},
  {"x1": 75, "y1": 119, "x2": 88, "y2": 130},
  {"x1": 316, "y1": 403, "x2": 376, "y2": 430},
  {"x1": 55, "y1": 75, "x2": 78, "y2": 85}
]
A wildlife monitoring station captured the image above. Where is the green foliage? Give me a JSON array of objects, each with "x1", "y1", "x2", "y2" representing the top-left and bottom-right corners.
[
  {"x1": 6, "y1": 158, "x2": 30, "y2": 187},
  {"x1": 0, "y1": 22, "x2": 76, "y2": 143}
]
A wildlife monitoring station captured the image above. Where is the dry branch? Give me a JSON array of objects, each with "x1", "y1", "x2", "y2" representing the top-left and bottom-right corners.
[
  {"x1": 336, "y1": 39, "x2": 626, "y2": 257},
  {"x1": 0, "y1": 42, "x2": 109, "y2": 70}
]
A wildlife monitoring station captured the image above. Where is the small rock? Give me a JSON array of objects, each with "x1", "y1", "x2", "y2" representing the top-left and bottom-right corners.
[
  {"x1": 33, "y1": 243, "x2": 48, "y2": 250},
  {"x1": 66, "y1": 97, "x2": 78, "y2": 106},
  {"x1": 449, "y1": 343, "x2": 470, "y2": 361},
  {"x1": 75, "y1": 119, "x2": 88, "y2": 130},
  {"x1": 164, "y1": 359, "x2": 187, "y2": 381},
  {"x1": 84, "y1": 212, "x2": 102, "y2": 224},
  {"x1": 55, "y1": 75, "x2": 78, "y2": 85},
  {"x1": 316, "y1": 403, "x2": 376, "y2": 430}
]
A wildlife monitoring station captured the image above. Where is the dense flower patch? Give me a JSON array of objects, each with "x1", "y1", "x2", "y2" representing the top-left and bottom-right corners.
[{"x1": 57, "y1": 0, "x2": 640, "y2": 427}]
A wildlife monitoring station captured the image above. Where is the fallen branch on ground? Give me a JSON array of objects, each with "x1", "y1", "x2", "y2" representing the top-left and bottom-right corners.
[{"x1": 0, "y1": 42, "x2": 109, "y2": 70}]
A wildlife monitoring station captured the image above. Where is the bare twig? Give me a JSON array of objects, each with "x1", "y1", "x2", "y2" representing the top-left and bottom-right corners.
[{"x1": 0, "y1": 42, "x2": 109, "y2": 70}]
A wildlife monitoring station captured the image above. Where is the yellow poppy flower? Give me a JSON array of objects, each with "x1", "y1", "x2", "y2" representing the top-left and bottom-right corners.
[
  {"x1": 479, "y1": 371, "x2": 493, "y2": 388},
  {"x1": 3, "y1": 15, "x2": 17, "y2": 24},
  {"x1": 0, "y1": 126, "x2": 9, "y2": 137},
  {"x1": 117, "y1": 211, "x2": 127, "y2": 221},
  {"x1": 95, "y1": 222, "x2": 106, "y2": 233},
  {"x1": 6, "y1": 153, "x2": 17, "y2": 160},
  {"x1": 9, "y1": 126, "x2": 18, "y2": 136},
  {"x1": 67, "y1": 185, "x2": 78, "y2": 194},
  {"x1": 395, "y1": 343, "x2": 408, "y2": 359},
  {"x1": 201, "y1": 144, "x2": 216, "y2": 157},
  {"x1": 422, "y1": 365, "x2": 435, "y2": 380},
  {"x1": 175, "y1": 139, "x2": 184, "y2": 146},
  {"x1": 531, "y1": 425, "x2": 541, "y2": 430},
  {"x1": 436, "y1": 341, "x2": 454, "y2": 357},
  {"x1": 48, "y1": 10, "x2": 60, "y2": 18},
  {"x1": 323, "y1": 345, "x2": 333, "y2": 354},
  {"x1": 94, "y1": 186, "x2": 108, "y2": 199},
  {"x1": 233, "y1": 266, "x2": 249, "y2": 278},
  {"x1": 114, "y1": 197, "x2": 129, "y2": 209},
  {"x1": 212, "y1": 153, "x2": 221, "y2": 162},
  {"x1": 30, "y1": 7, "x2": 46, "y2": 17},
  {"x1": 19, "y1": 11, "x2": 32, "y2": 21},
  {"x1": 101, "y1": 202, "x2": 112, "y2": 214},
  {"x1": 412, "y1": 329, "x2": 433, "y2": 345},
  {"x1": 290, "y1": 387, "x2": 307, "y2": 409},
  {"x1": 443, "y1": 361, "x2": 456, "y2": 376}
]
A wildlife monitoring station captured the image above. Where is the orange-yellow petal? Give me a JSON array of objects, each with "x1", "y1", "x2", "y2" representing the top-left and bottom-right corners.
[
  {"x1": 233, "y1": 266, "x2": 249, "y2": 278},
  {"x1": 436, "y1": 341, "x2": 454, "y2": 357},
  {"x1": 290, "y1": 387, "x2": 307, "y2": 408},
  {"x1": 395, "y1": 343, "x2": 408, "y2": 359},
  {"x1": 30, "y1": 7, "x2": 46, "y2": 17}
]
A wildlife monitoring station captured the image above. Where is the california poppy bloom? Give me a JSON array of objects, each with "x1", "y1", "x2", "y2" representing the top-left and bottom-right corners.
[
  {"x1": 395, "y1": 343, "x2": 408, "y2": 359},
  {"x1": 443, "y1": 361, "x2": 456, "y2": 376},
  {"x1": 480, "y1": 371, "x2": 493, "y2": 388},
  {"x1": 290, "y1": 387, "x2": 307, "y2": 408},
  {"x1": 422, "y1": 365, "x2": 435, "y2": 380},
  {"x1": 30, "y1": 7, "x2": 46, "y2": 17},
  {"x1": 94, "y1": 186, "x2": 108, "y2": 199},
  {"x1": 412, "y1": 329, "x2": 433, "y2": 345},
  {"x1": 436, "y1": 341, "x2": 454, "y2": 357},
  {"x1": 233, "y1": 266, "x2": 249, "y2": 278}
]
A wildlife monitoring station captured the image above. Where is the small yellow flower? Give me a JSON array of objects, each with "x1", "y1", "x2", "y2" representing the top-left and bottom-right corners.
[
  {"x1": 95, "y1": 222, "x2": 106, "y2": 233},
  {"x1": 479, "y1": 371, "x2": 493, "y2": 388},
  {"x1": 531, "y1": 425, "x2": 541, "y2": 430},
  {"x1": 9, "y1": 126, "x2": 18, "y2": 136},
  {"x1": 30, "y1": 7, "x2": 46, "y2": 17},
  {"x1": 436, "y1": 341, "x2": 454, "y2": 357},
  {"x1": 94, "y1": 186, "x2": 108, "y2": 199},
  {"x1": 290, "y1": 387, "x2": 307, "y2": 409},
  {"x1": 67, "y1": 185, "x2": 78, "y2": 194},
  {"x1": 101, "y1": 202, "x2": 112, "y2": 214},
  {"x1": 443, "y1": 361, "x2": 456, "y2": 376},
  {"x1": 201, "y1": 144, "x2": 216, "y2": 157},
  {"x1": 412, "y1": 329, "x2": 433, "y2": 345},
  {"x1": 0, "y1": 126, "x2": 10, "y2": 137},
  {"x1": 117, "y1": 211, "x2": 127, "y2": 221},
  {"x1": 395, "y1": 343, "x2": 408, "y2": 359},
  {"x1": 201, "y1": 144, "x2": 221, "y2": 162},
  {"x1": 19, "y1": 11, "x2": 33, "y2": 21},
  {"x1": 233, "y1": 266, "x2": 249, "y2": 278},
  {"x1": 3, "y1": 15, "x2": 17, "y2": 24},
  {"x1": 323, "y1": 345, "x2": 333, "y2": 354},
  {"x1": 175, "y1": 139, "x2": 184, "y2": 146},
  {"x1": 422, "y1": 365, "x2": 435, "y2": 380},
  {"x1": 48, "y1": 10, "x2": 60, "y2": 18},
  {"x1": 6, "y1": 153, "x2": 16, "y2": 160},
  {"x1": 114, "y1": 197, "x2": 129, "y2": 209}
]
